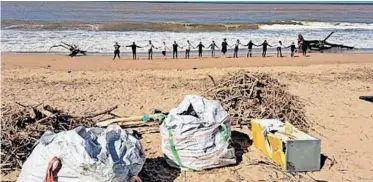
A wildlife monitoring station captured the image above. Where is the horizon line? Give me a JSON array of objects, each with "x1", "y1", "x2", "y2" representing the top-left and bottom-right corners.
[{"x1": 111, "y1": 1, "x2": 373, "y2": 4}]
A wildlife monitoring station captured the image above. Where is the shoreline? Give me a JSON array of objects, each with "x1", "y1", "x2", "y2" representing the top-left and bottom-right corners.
[
  {"x1": 2, "y1": 53, "x2": 373, "y2": 71},
  {"x1": 3, "y1": 47, "x2": 373, "y2": 55}
]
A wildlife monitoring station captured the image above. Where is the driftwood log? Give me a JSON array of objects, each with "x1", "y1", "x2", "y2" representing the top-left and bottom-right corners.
[
  {"x1": 49, "y1": 42, "x2": 87, "y2": 57},
  {"x1": 359, "y1": 95, "x2": 373, "y2": 103},
  {"x1": 301, "y1": 32, "x2": 354, "y2": 51}
]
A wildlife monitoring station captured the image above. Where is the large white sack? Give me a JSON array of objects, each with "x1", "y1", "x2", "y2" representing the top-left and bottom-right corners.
[
  {"x1": 18, "y1": 125, "x2": 145, "y2": 182},
  {"x1": 160, "y1": 95, "x2": 236, "y2": 171}
]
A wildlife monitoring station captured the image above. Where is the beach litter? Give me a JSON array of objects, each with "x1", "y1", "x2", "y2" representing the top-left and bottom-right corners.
[
  {"x1": 160, "y1": 95, "x2": 236, "y2": 171},
  {"x1": 0, "y1": 103, "x2": 118, "y2": 175},
  {"x1": 251, "y1": 119, "x2": 321, "y2": 172},
  {"x1": 359, "y1": 95, "x2": 373, "y2": 103},
  {"x1": 17, "y1": 125, "x2": 145, "y2": 182},
  {"x1": 204, "y1": 71, "x2": 309, "y2": 131},
  {"x1": 96, "y1": 113, "x2": 167, "y2": 127},
  {"x1": 49, "y1": 42, "x2": 87, "y2": 57}
]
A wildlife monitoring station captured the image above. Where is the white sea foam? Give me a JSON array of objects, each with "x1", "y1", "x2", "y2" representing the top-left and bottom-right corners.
[
  {"x1": 2, "y1": 29, "x2": 373, "y2": 53},
  {"x1": 260, "y1": 21, "x2": 373, "y2": 30}
]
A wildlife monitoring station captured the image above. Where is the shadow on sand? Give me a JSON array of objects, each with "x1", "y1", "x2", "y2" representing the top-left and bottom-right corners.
[
  {"x1": 231, "y1": 130, "x2": 252, "y2": 164},
  {"x1": 138, "y1": 157, "x2": 181, "y2": 182},
  {"x1": 320, "y1": 154, "x2": 328, "y2": 170},
  {"x1": 138, "y1": 130, "x2": 252, "y2": 181}
]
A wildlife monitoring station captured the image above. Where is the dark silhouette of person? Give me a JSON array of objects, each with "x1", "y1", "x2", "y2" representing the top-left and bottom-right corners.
[
  {"x1": 287, "y1": 42, "x2": 297, "y2": 57},
  {"x1": 258, "y1": 40, "x2": 272, "y2": 57},
  {"x1": 113, "y1": 42, "x2": 121, "y2": 60},
  {"x1": 146, "y1": 40, "x2": 156, "y2": 60},
  {"x1": 302, "y1": 41, "x2": 308, "y2": 56},
  {"x1": 197, "y1": 42, "x2": 205, "y2": 58},
  {"x1": 232, "y1": 39, "x2": 244, "y2": 58},
  {"x1": 221, "y1": 38, "x2": 228, "y2": 57},
  {"x1": 207, "y1": 40, "x2": 219, "y2": 57},
  {"x1": 172, "y1": 41, "x2": 179, "y2": 59},
  {"x1": 245, "y1": 40, "x2": 257, "y2": 57},
  {"x1": 126, "y1": 42, "x2": 142, "y2": 60}
]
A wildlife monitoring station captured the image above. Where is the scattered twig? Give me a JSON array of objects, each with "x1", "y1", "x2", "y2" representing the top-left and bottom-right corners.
[
  {"x1": 207, "y1": 74, "x2": 216, "y2": 86},
  {"x1": 1, "y1": 103, "x2": 118, "y2": 175},
  {"x1": 77, "y1": 105, "x2": 118, "y2": 119},
  {"x1": 328, "y1": 156, "x2": 337, "y2": 169},
  {"x1": 109, "y1": 112, "x2": 121, "y2": 118},
  {"x1": 15, "y1": 102, "x2": 27, "y2": 108}
]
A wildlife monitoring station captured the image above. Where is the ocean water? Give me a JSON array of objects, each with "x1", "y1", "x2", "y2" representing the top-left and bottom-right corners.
[{"x1": 1, "y1": 2, "x2": 373, "y2": 54}]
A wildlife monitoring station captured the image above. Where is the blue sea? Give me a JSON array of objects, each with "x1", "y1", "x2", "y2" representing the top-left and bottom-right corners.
[{"x1": 2, "y1": 2, "x2": 373, "y2": 54}]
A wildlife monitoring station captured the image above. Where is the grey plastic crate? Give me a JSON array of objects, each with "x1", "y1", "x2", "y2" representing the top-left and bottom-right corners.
[{"x1": 285, "y1": 139, "x2": 321, "y2": 172}]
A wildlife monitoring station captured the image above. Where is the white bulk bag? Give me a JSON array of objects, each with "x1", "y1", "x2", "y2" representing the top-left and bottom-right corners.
[
  {"x1": 160, "y1": 95, "x2": 236, "y2": 171},
  {"x1": 18, "y1": 125, "x2": 145, "y2": 182}
]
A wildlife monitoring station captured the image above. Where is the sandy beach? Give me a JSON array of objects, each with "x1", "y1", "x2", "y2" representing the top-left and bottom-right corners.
[
  {"x1": 2, "y1": 53, "x2": 373, "y2": 71},
  {"x1": 2, "y1": 53, "x2": 373, "y2": 181}
]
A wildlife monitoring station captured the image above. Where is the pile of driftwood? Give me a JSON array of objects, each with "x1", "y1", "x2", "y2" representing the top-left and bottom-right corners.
[
  {"x1": 0, "y1": 103, "x2": 118, "y2": 175},
  {"x1": 204, "y1": 71, "x2": 309, "y2": 131}
]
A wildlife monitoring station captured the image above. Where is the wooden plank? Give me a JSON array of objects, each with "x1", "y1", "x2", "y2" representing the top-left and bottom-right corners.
[{"x1": 96, "y1": 114, "x2": 160, "y2": 127}]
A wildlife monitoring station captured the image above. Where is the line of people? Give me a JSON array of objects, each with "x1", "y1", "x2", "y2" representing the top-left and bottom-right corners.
[{"x1": 113, "y1": 39, "x2": 307, "y2": 60}]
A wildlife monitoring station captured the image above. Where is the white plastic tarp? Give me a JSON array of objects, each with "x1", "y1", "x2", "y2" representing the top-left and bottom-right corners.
[{"x1": 18, "y1": 125, "x2": 145, "y2": 182}]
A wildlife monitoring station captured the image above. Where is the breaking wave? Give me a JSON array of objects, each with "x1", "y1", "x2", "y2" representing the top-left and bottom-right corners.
[
  {"x1": 2, "y1": 20, "x2": 373, "y2": 32},
  {"x1": 2, "y1": 28, "x2": 373, "y2": 53},
  {"x1": 1, "y1": 20, "x2": 299, "y2": 31},
  {"x1": 259, "y1": 21, "x2": 373, "y2": 30}
]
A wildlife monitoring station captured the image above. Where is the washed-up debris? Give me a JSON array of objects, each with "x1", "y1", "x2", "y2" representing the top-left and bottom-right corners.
[
  {"x1": 359, "y1": 95, "x2": 373, "y2": 103},
  {"x1": 0, "y1": 103, "x2": 117, "y2": 175},
  {"x1": 18, "y1": 125, "x2": 145, "y2": 182},
  {"x1": 252, "y1": 119, "x2": 321, "y2": 172},
  {"x1": 96, "y1": 113, "x2": 167, "y2": 127},
  {"x1": 161, "y1": 95, "x2": 236, "y2": 171},
  {"x1": 204, "y1": 71, "x2": 309, "y2": 131},
  {"x1": 301, "y1": 31, "x2": 354, "y2": 52},
  {"x1": 49, "y1": 42, "x2": 87, "y2": 57}
]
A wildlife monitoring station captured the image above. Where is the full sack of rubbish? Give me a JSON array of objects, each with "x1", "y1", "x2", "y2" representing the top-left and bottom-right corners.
[
  {"x1": 160, "y1": 95, "x2": 236, "y2": 171},
  {"x1": 18, "y1": 125, "x2": 146, "y2": 182}
]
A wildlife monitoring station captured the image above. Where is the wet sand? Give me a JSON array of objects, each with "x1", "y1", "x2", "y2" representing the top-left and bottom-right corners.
[
  {"x1": 2, "y1": 53, "x2": 372, "y2": 71},
  {"x1": 1, "y1": 53, "x2": 373, "y2": 181}
]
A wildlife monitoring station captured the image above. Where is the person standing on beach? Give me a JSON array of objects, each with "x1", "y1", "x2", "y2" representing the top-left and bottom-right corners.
[
  {"x1": 298, "y1": 33, "x2": 304, "y2": 51},
  {"x1": 286, "y1": 42, "x2": 297, "y2": 57},
  {"x1": 276, "y1": 41, "x2": 284, "y2": 57},
  {"x1": 207, "y1": 40, "x2": 219, "y2": 57},
  {"x1": 146, "y1": 40, "x2": 156, "y2": 60},
  {"x1": 258, "y1": 40, "x2": 272, "y2": 57},
  {"x1": 231, "y1": 39, "x2": 244, "y2": 58},
  {"x1": 245, "y1": 40, "x2": 257, "y2": 57},
  {"x1": 185, "y1": 40, "x2": 194, "y2": 59},
  {"x1": 197, "y1": 42, "x2": 205, "y2": 58},
  {"x1": 221, "y1": 38, "x2": 228, "y2": 57},
  {"x1": 172, "y1": 41, "x2": 180, "y2": 59},
  {"x1": 113, "y1": 42, "x2": 121, "y2": 60},
  {"x1": 301, "y1": 41, "x2": 308, "y2": 56},
  {"x1": 126, "y1": 42, "x2": 142, "y2": 60},
  {"x1": 160, "y1": 41, "x2": 171, "y2": 59}
]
